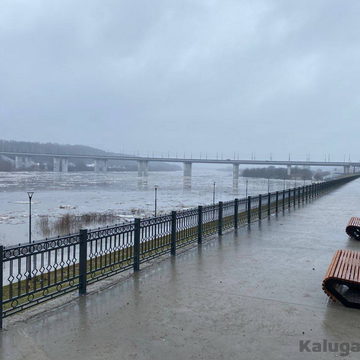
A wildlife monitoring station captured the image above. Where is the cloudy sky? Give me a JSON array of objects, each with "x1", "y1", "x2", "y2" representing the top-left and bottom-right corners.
[{"x1": 1, "y1": 0, "x2": 360, "y2": 160}]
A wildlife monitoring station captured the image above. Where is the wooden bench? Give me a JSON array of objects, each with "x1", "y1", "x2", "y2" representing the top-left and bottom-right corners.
[
  {"x1": 346, "y1": 217, "x2": 360, "y2": 240},
  {"x1": 323, "y1": 249, "x2": 360, "y2": 308}
]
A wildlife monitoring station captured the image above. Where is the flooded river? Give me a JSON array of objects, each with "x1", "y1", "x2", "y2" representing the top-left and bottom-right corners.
[{"x1": 0, "y1": 169, "x2": 307, "y2": 246}]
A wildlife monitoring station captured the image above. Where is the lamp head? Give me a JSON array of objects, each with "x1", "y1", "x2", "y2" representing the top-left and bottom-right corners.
[{"x1": 27, "y1": 191, "x2": 34, "y2": 199}]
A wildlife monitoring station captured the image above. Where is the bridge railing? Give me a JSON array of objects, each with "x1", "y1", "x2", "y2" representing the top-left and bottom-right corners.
[{"x1": 0, "y1": 174, "x2": 358, "y2": 327}]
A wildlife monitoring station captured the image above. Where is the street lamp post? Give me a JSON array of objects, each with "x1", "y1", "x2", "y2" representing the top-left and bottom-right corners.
[
  {"x1": 267, "y1": 178, "x2": 270, "y2": 193},
  {"x1": 27, "y1": 192, "x2": 34, "y2": 244},
  {"x1": 212, "y1": 181, "x2": 216, "y2": 220},
  {"x1": 154, "y1": 185, "x2": 158, "y2": 217},
  {"x1": 245, "y1": 179, "x2": 248, "y2": 198},
  {"x1": 213, "y1": 182, "x2": 216, "y2": 205},
  {"x1": 27, "y1": 191, "x2": 34, "y2": 278}
]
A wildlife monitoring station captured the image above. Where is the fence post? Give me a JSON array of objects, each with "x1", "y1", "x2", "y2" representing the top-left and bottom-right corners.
[
  {"x1": 297, "y1": 187, "x2": 300, "y2": 204},
  {"x1": 234, "y1": 199, "x2": 239, "y2": 229},
  {"x1": 302, "y1": 186, "x2": 305, "y2": 203},
  {"x1": 258, "y1": 194, "x2": 262, "y2": 220},
  {"x1": 288, "y1": 189, "x2": 291, "y2": 209},
  {"x1": 247, "y1": 196, "x2": 251, "y2": 224},
  {"x1": 133, "y1": 218, "x2": 141, "y2": 272},
  {"x1": 0, "y1": 246, "x2": 3, "y2": 329},
  {"x1": 79, "y1": 229, "x2": 88, "y2": 296},
  {"x1": 293, "y1": 188, "x2": 296, "y2": 208},
  {"x1": 275, "y1": 191, "x2": 279, "y2": 214},
  {"x1": 282, "y1": 190, "x2": 285, "y2": 212},
  {"x1": 171, "y1": 211, "x2": 177, "y2": 256},
  {"x1": 218, "y1": 202, "x2": 223, "y2": 235},
  {"x1": 267, "y1": 193, "x2": 271, "y2": 217},
  {"x1": 198, "y1": 206, "x2": 203, "y2": 244}
]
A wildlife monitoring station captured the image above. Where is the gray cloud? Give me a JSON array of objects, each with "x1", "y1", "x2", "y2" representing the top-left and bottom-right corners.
[{"x1": 1, "y1": 0, "x2": 360, "y2": 160}]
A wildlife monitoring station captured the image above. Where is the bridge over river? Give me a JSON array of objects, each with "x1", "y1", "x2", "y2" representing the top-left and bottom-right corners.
[
  {"x1": 1, "y1": 176, "x2": 360, "y2": 359},
  {"x1": 1, "y1": 151, "x2": 359, "y2": 192}
]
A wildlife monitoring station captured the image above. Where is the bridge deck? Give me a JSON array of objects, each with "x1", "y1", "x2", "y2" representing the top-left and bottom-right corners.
[
  {"x1": 2, "y1": 180, "x2": 360, "y2": 359},
  {"x1": 1, "y1": 150, "x2": 360, "y2": 167}
]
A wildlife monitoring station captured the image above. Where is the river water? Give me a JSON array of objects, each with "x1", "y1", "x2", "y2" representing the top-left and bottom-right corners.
[{"x1": 0, "y1": 169, "x2": 308, "y2": 246}]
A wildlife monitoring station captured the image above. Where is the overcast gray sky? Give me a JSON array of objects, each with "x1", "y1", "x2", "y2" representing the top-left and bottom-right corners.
[{"x1": 1, "y1": 0, "x2": 360, "y2": 160}]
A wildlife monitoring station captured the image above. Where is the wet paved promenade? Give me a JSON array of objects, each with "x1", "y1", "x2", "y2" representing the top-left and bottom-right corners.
[{"x1": 2, "y1": 180, "x2": 360, "y2": 359}]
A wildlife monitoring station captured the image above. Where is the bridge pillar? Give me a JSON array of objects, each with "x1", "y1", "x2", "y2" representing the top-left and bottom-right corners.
[
  {"x1": 24, "y1": 157, "x2": 33, "y2": 169},
  {"x1": 232, "y1": 163, "x2": 239, "y2": 194},
  {"x1": 95, "y1": 159, "x2": 107, "y2": 172},
  {"x1": 287, "y1": 165, "x2": 291, "y2": 176},
  {"x1": 95, "y1": 160, "x2": 100, "y2": 172},
  {"x1": 344, "y1": 165, "x2": 350, "y2": 174},
  {"x1": 137, "y1": 160, "x2": 149, "y2": 177},
  {"x1": 53, "y1": 158, "x2": 61, "y2": 172},
  {"x1": 61, "y1": 158, "x2": 69, "y2": 173},
  {"x1": 15, "y1": 156, "x2": 24, "y2": 170},
  {"x1": 183, "y1": 162, "x2": 192, "y2": 190},
  {"x1": 137, "y1": 160, "x2": 149, "y2": 188},
  {"x1": 143, "y1": 161, "x2": 148, "y2": 177}
]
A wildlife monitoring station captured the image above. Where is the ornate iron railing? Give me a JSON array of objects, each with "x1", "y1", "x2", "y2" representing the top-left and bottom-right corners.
[
  {"x1": 2, "y1": 233, "x2": 80, "y2": 318},
  {"x1": 0, "y1": 174, "x2": 358, "y2": 327}
]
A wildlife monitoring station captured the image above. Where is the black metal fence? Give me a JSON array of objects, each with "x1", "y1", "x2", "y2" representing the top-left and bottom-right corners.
[{"x1": 0, "y1": 174, "x2": 358, "y2": 327}]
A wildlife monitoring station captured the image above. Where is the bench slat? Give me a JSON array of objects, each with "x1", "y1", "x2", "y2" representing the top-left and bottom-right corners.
[
  {"x1": 323, "y1": 249, "x2": 360, "y2": 308},
  {"x1": 346, "y1": 217, "x2": 360, "y2": 240}
]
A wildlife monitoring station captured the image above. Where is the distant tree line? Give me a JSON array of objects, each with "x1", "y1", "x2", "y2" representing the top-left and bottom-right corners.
[
  {"x1": 0, "y1": 139, "x2": 108, "y2": 156},
  {"x1": 241, "y1": 166, "x2": 330, "y2": 180},
  {"x1": 0, "y1": 140, "x2": 180, "y2": 172}
]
